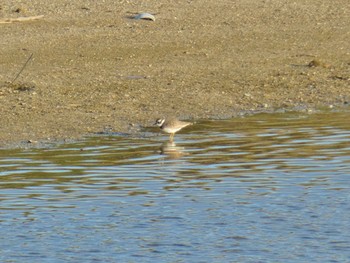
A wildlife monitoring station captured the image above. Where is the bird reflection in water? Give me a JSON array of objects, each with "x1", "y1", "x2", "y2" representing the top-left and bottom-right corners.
[{"x1": 159, "y1": 141, "x2": 188, "y2": 159}]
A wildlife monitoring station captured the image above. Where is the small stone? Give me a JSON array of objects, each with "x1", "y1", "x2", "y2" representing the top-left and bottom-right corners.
[
  {"x1": 308, "y1": 59, "x2": 330, "y2": 68},
  {"x1": 308, "y1": 60, "x2": 321, "y2": 67}
]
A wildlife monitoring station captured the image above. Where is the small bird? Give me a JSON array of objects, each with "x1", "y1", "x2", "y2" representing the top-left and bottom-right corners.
[{"x1": 154, "y1": 118, "x2": 192, "y2": 141}]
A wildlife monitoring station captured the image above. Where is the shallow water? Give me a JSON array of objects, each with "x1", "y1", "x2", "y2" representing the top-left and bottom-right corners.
[{"x1": 1, "y1": 111, "x2": 350, "y2": 262}]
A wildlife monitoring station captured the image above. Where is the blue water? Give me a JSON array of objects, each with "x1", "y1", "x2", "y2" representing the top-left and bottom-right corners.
[{"x1": 1, "y1": 111, "x2": 350, "y2": 262}]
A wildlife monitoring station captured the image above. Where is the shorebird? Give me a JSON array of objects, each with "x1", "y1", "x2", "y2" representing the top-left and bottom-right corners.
[{"x1": 154, "y1": 118, "x2": 192, "y2": 141}]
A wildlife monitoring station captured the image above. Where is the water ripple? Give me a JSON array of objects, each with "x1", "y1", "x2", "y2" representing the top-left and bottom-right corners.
[{"x1": 1, "y1": 111, "x2": 350, "y2": 262}]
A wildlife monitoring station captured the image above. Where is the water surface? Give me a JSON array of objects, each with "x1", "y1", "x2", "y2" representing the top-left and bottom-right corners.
[{"x1": 1, "y1": 111, "x2": 350, "y2": 262}]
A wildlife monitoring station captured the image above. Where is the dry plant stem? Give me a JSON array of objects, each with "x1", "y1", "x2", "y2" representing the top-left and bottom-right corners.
[
  {"x1": 0, "y1": 15, "x2": 44, "y2": 24},
  {"x1": 11, "y1": 53, "x2": 34, "y2": 84}
]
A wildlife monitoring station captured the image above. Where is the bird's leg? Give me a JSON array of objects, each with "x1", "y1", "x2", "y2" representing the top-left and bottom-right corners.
[{"x1": 169, "y1": 133, "x2": 174, "y2": 141}]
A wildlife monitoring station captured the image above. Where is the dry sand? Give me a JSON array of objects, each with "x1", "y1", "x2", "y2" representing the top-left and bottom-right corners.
[{"x1": 1, "y1": 0, "x2": 349, "y2": 148}]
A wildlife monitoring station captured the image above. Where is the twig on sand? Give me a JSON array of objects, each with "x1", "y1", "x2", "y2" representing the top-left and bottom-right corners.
[
  {"x1": 11, "y1": 53, "x2": 34, "y2": 84},
  {"x1": 0, "y1": 15, "x2": 44, "y2": 24}
]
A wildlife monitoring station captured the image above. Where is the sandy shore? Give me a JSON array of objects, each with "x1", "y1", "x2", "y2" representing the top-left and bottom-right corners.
[{"x1": 1, "y1": 0, "x2": 349, "y2": 148}]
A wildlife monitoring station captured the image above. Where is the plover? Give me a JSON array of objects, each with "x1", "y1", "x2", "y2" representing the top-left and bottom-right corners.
[{"x1": 154, "y1": 118, "x2": 192, "y2": 140}]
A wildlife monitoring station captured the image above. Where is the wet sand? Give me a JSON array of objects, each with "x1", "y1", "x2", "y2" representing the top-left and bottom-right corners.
[{"x1": 1, "y1": 0, "x2": 349, "y2": 148}]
